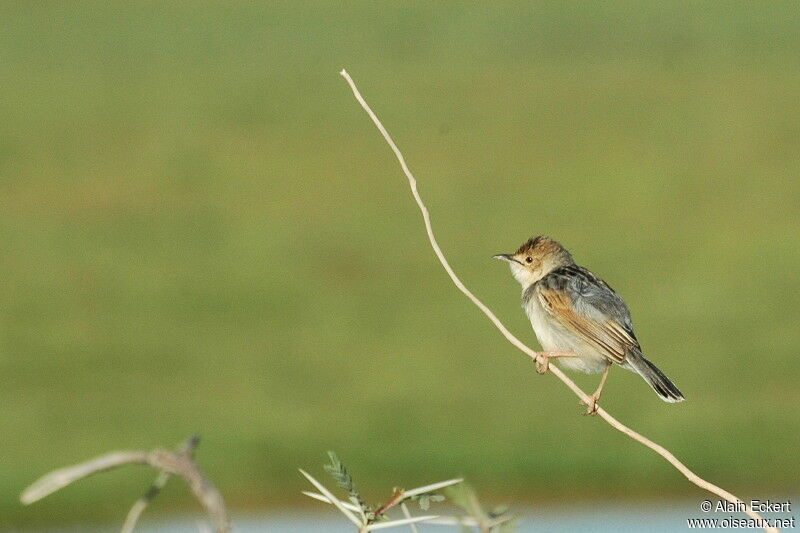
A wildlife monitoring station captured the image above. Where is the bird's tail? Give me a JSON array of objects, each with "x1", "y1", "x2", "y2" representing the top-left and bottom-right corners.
[{"x1": 626, "y1": 350, "x2": 685, "y2": 403}]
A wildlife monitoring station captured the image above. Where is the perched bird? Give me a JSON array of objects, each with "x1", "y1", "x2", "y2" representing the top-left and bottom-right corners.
[{"x1": 494, "y1": 236, "x2": 684, "y2": 414}]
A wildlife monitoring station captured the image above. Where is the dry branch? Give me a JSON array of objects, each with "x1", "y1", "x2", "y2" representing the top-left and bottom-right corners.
[
  {"x1": 301, "y1": 462, "x2": 461, "y2": 532},
  {"x1": 21, "y1": 436, "x2": 230, "y2": 533},
  {"x1": 339, "y1": 69, "x2": 778, "y2": 533},
  {"x1": 121, "y1": 470, "x2": 171, "y2": 533}
]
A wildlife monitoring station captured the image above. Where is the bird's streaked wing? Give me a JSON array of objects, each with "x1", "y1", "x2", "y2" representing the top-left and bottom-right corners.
[{"x1": 536, "y1": 265, "x2": 640, "y2": 364}]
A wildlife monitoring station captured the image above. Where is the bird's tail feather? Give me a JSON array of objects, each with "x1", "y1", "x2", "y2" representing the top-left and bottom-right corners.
[{"x1": 626, "y1": 350, "x2": 685, "y2": 403}]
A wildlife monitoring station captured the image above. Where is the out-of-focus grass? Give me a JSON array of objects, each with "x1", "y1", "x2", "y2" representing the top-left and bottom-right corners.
[{"x1": 1, "y1": 1, "x2": 799, "y2": 528}]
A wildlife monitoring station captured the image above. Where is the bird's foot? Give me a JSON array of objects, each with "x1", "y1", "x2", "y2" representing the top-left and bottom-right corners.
[
  {"x1": 534, "y1": 351, "x2": 574, "y2": 375},
  {"x1": 580, "y1": 394, "x2": 601, "y2": 416},
  {"x1": 534, "y1": 353, "x2": 551, "y2": 374}
]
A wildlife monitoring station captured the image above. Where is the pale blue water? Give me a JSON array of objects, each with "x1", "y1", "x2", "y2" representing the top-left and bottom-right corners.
[{"x1": 23, "y1": 500, "x2": 795, "y2": 532}]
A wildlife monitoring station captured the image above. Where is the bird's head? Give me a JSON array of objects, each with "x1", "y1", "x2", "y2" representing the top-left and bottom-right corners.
[{"x1": 493, "y1": 236, "x2": 574, "y2": 288}]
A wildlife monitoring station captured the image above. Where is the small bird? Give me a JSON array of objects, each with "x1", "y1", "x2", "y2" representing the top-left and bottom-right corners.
[{"x1": 494, "y1": 236, "x2": 684, "y2": 414}]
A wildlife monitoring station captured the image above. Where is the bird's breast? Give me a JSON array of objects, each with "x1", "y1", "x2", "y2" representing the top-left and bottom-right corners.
[
  {"x1": 521, "y1": 289, "x2": 609, "y2": 374},
  {"x1": 522, "y1": 291, "x2": 564, "y2": 352}
]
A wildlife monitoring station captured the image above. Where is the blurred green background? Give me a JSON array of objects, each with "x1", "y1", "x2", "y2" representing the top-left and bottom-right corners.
[{"x1": 1, "y1": 1, "x2": 799, "y2": 529}]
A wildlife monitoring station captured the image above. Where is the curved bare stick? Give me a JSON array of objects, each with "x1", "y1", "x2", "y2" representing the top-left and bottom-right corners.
[
  {"x1": 21, "y1": 436, "x2": 230, "y2": 533},
  {"x1": 121, "y1": 470, "x2": 171, "y2": 533},
  {"x1": 21, "y1": 451, "x2": 150, "y2": 505},
  {"x1": 152, "y1": 448, "x2": 229, "y2": 533},
  {"x1": 121, "y1": 436, "x2": 200, "y2": 533},
  {"x1": 339, "y1": 69, "x2": 778, "y2": 533}
]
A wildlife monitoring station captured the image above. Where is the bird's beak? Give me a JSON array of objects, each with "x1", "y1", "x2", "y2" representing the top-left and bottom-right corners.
[{"x1": 493, "y1": 254, "x2": 514, "y2": 263}]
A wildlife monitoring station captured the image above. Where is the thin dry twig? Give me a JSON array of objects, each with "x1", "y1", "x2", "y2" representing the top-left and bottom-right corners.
[
  {"x1": 121, "y1": 470, "x2": 171, "y2": 533},
  {"x1": 339, "y1": 68, "x2": 778, "y2": 533},
  {"x1": 21, "y1": 451, "x2": 149, "y2": 505},
  {"x1": 121, "y1": 437, "x2": 199, "y2": 533},
  {"x1": 301, "y1": 467, "x2": 460, "y2": 532},
  {"x1": 21, "y1": 435, "x2": 230, "y2": 533},
  {"x1": 399, "y1": 503, "x2": 420, "y2": 533}
]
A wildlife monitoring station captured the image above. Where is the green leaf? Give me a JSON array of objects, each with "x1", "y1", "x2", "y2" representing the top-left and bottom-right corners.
[
  {"x1": 323, "y1": 451, "x2": 373, "y2": 517},
  {"x1": 489, "y1": 504, "x2": 510, "y2": 518},
  {"x1": 444, "y1": 483, "x2": 485, "y2": 520},
  {"x1": 411, "y1": 493, "x2": 445, "y2": 510},
  {"x1": 495, "y1": 517, "x2": 519, "y2": 533}
]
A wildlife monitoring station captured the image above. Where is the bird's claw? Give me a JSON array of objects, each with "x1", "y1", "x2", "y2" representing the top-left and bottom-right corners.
[
  {"x1": 581, "y1": 395, "x2": 600, "y2": 416},
  {"x1": 535, "y1": 354, "x2": 550, "y2": 374}
]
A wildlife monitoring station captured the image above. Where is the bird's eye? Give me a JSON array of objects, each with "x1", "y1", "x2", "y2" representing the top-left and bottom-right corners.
[{"x1": 525, "y1": 257, "x2": 533, "y2": 263}]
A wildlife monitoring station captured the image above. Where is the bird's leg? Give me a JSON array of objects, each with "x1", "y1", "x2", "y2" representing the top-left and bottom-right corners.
[
  {"x1": 534, "y1": 351, "x2": 579, "y2": 375},
  {"x1": 582, "y1": 363, "x2": 611, "y2": 415}
]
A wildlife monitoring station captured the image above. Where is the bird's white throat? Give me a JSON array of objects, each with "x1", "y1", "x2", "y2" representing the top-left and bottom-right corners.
[{"x1": 508, "y1": 262, "x2": 543, "y2": 288}]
